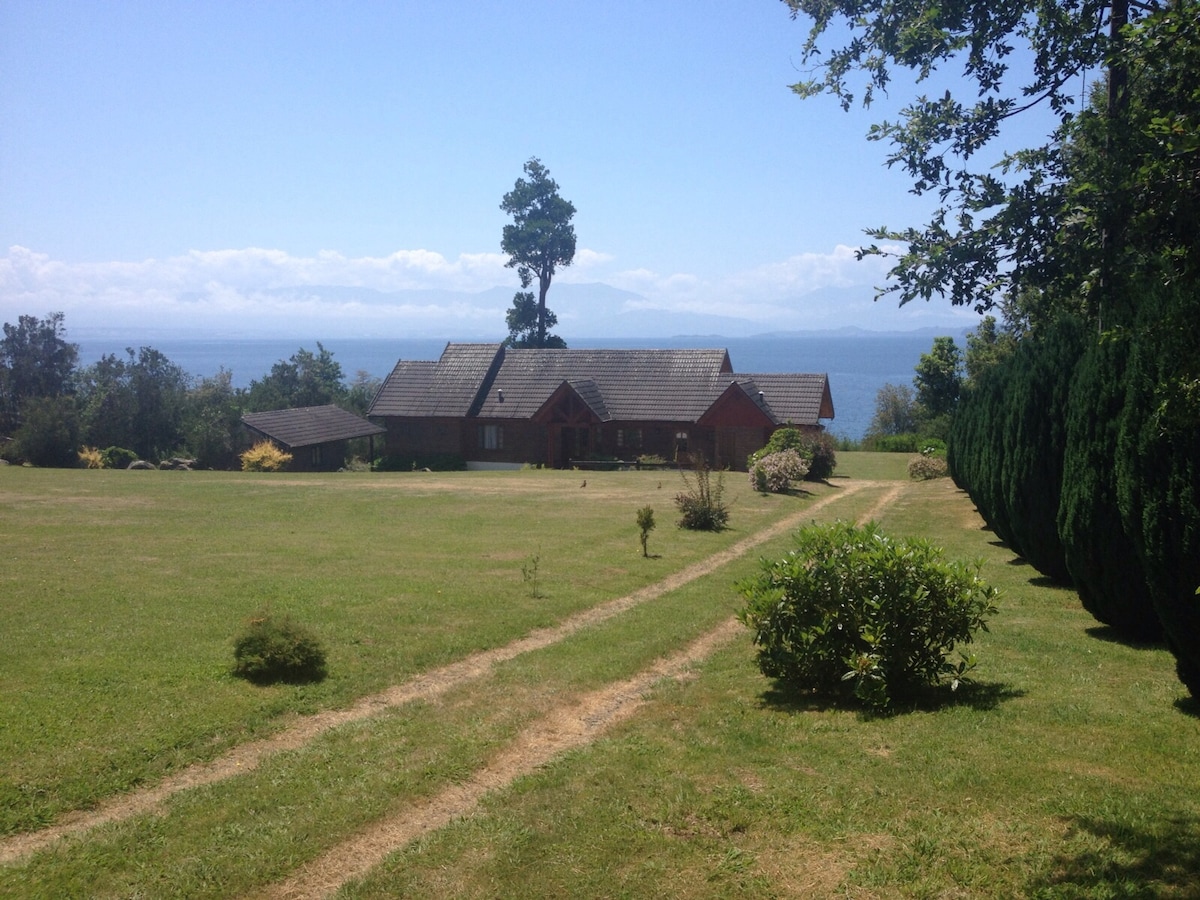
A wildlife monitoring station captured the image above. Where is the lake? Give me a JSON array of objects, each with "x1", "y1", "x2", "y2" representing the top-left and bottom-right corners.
[{"x1": 76, "y1": 332, "x2": 967, "y2": 441}]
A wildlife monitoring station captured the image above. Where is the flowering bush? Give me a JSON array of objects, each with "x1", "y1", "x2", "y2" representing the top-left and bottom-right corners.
[
  {"x1": 77, "y1": 446, "x2": 104, "y2": 469},
  {"x1": 908, "y1": 453, "x2": 950, "y2": 480},
  {"x1": 749, "y1": 449, "x2": 809, "y2": 493},
  {"x1": 240, "y1": 440, "x2": 293, "y2": 472}
]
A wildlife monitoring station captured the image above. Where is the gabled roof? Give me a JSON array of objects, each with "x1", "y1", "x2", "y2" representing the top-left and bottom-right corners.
[
  {"x1": 242, "y1": 405, "x2": 385, "y2": 449},
  {"x1": 369, "y1": 343, "x2": 501, "y2": 417},
  {"x1": 733, "y1": 373, "x2": 835, "y2": 425},
  {"x1": 477, "y1": 347, "x2": 734, "y2": 422},
  {"x1": 368, "y1": 344, "x2": 833, "y2": 427}
]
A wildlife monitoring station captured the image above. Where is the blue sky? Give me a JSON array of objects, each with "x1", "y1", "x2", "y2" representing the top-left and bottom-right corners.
[{"x1": 1, "y1": 1, "x2": 1056, "y2": 339}]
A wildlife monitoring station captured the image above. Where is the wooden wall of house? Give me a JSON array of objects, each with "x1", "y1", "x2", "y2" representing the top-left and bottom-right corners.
[{"x1": 384, "y1": 418, "x2": 462, "y2": 459}]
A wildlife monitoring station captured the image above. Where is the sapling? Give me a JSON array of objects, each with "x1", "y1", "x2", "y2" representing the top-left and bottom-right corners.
[{"x1": 636, "y1": 506, "x2": 656, "y2": 557}]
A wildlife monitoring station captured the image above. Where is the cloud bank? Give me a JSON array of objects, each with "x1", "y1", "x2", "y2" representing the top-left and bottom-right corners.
[{"x1": 1, "y1": 243, "x2": 978, "y2": 338}]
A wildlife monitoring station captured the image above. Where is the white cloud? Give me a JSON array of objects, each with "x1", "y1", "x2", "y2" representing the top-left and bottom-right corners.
[{"x1": 1, "y1": 242, "x2": 977, "y2": 338}]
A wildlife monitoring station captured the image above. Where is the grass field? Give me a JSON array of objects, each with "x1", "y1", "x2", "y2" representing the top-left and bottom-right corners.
[{"x1": 1, "y1": 455, "x2": 1198, "y2": 898}]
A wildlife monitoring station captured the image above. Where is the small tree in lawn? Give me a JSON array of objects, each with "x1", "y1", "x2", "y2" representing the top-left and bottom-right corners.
[
  {"x1": 636, "y1": 506, "x2": 656, "y2": 557},
  {"x1": 500, "y1": 158, "x2": 576, "y2": 349}
]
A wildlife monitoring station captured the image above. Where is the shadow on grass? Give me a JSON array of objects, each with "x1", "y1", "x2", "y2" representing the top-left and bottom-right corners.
[
  {"x1": 1174, "y1": 695, "x2": 1200, "y2": 719},
  {"x1": 756, "y1": 679, "x2": 1025, "y2": 718},
  {"x1": 1027, "y1": 812, "x2": 1200, "y2": 898},
  {"x1": 1085, "y1": 625, "x2": 1163, "y2": 652}
]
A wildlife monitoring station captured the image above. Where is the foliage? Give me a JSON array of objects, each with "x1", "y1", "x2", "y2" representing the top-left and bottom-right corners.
[
  {"x1": 749, "y1": 426, "x2": 837, "y2": 481},
  {"x1": 77, "y1": 446, "x2": 104, "y2": 469},
  {"x1": 738, "y1": 520, "x2": 998, "y2": 712},
  {"x1": 0, "y1": 312, "x2": 78, "y2": 436},
  {"x1": 636, "y1": 506, "x2": 656, "y2": 557},
  {"x1": 244, "y1": 343, "x2": 345, "y2": 413},
  {"x1": 1058, "y1": 328, "x2": 1159, "y2": 641},
  {"x1": 102, "y1": 446, "x2": 139, "y2": 469},
  {"x1": 866, "y1": 433, "x2": 921, "y2": 453},
  {"x1": 503, "y1": 291, "x2": 567, "y2": 348},
  {"x1": 674, "y1": 463, "x2": 729, "y2": 531},
  {"x1": 749, "y1": 449, "x2": 809, "y2": 493},
  {"x1": 373, "y1": 452, "x2": 466, "y2": 472},
  {"x1": 780, "y1": 0, "x2": 1113, "y2": 314},
  {"x1": 965, "y1": 315, "x2": 1019, "y2": 385},
  {"x1": 239, "y1": 440, "x2": 293, "y2": 472},
  {"x1": 9, "y1": 395, "x2": 80, "y2": 467},
  {"x1": 907, "y1": 453, "x2": 949, "y2": 481},
  {"x1": 182, "y1": 369, "x2": 242, "y2": 469},
  {"x1": 864, "y1": 383, "x2": 918, "y2": 440},
  {"x1": 76, "y1": 346, "x2": 190, "y2": 461},
  {"x1": 500, "y1": 158, "x2": 577, "y2": 348},
  {"x1": 1116, "y1": 282, "x2": 1200, "y2": 696},
  {"x1": 231, "y1": 611, "x2": 327, "y2": 684},
  {"x1": 521, "y1": 552, "x2": 544, "y2": 598},
  {"x1": 913, "y1": 336, "x2": 963, "y2": 419}
]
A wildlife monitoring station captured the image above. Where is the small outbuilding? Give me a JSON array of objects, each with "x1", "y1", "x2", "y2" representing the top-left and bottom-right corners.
[{"x1": 241, "y1": 405, "x2": 385, "y2": 472}]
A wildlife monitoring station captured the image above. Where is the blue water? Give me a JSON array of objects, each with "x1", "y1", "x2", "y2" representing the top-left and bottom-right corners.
[{"x1": 76, "y1": 332, "x2": 965, "y2": 441}]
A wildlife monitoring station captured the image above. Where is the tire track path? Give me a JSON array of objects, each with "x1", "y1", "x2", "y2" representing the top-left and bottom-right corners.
[
  {"x1": 258, "y1": 482, "x2": 906, "y2": 899},
  {"x1": 1, "y1": 480, "x2": 884, "y2": 866}
]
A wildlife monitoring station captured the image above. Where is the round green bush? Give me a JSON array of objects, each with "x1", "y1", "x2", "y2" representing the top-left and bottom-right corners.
[
  {"x1": 232, "y1": 612, "x2": 328, "y2": 684},
  {"x1": 737, "y1": 521, "x2": 998, "y2": 711}
]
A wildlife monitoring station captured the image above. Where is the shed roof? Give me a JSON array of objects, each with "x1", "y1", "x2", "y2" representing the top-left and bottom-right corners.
[{"x1": 242, "y1": 405, "x2": 385, "y2": 449}]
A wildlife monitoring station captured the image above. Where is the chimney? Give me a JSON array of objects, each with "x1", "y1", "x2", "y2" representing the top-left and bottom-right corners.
[{"x1": 497, "y1": 388, "x2": 504, "y2": 403}]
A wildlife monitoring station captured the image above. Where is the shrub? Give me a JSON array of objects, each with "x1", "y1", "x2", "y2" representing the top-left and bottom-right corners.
[
  {"x1": 907, "y1": 454, "x2": 949, "y2": 480},
  {"x1": 675, "y1": 463, "x2": 729, "y2": 531},
  {"x1": 636, "y1": 505, "x2": 656, "y2": 557},
  {"x1": 78, "y1": 446, "x2": 104, "y2": 469},
  {"x1": 240, "y1": 440, "x2": 293, "y2": 472},
  {"x1": 737, "y1": 521, "x2": 999, "y2": 712},
  {"x1": 748, "y1": 427, "x2": 837, "y2": 480},
  {"x1": 867, "y1": 433, "x2": 922, "y2": 453},
  {"x1": 102, "y1": 446, "x2": 139, "y2": 469},
  {"x1": 232, "y1": 611, "x2": 327, "y2": 684},
  {"x1": 749, "y1": 449, "x2": 809, "y2": 493}
]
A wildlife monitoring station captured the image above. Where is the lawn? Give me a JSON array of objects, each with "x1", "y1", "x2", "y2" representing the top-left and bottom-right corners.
[{"x1": 1, "y1": 455, "x2": 1197, "y2": 898}]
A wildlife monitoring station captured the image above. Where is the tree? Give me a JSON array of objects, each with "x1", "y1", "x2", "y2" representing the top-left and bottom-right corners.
[
  {"x1": 503, "y1": 291, "x2": 567, "y2": 349},
  {"x1": 245, "y1": 343, "x2": 346, "y2": 412},
  {"x1": 964, "y1": 316, "x2": 1018, "y2": 384},
  {"x1": 913, "y1": 336, "x2": 963, "y2": 419},
  {"x1": 182, "y1": 369, "x2": 242, "y2": 469},
  {"x1": 865, "y1": 383, "x2": 918, "y2": 439},
  {"x1": 500, "y1": 158, "x2": 577, "y2": 348},
  {"x1": 0, "y1": 312, "x2": 78, "y2": 435},
  {"x1": 76, "y1": 347, "x2": 191, "y2": 461},
  {"x1": 779, "y1": 0, "x2": 1177, "y2": 318}
]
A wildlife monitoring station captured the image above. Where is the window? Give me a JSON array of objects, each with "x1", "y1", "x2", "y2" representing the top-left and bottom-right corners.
[
  {"x1": 311, "y1": 445, "x2": 323, "y2": 466},
  {"x1": 675, "y1": 430, "x2": 689, "y2": 452},
  {"x1": 479, "y1": 424, "x2": 503, "y2": 450},
  {"x1": 616, "y1": 428, "x2": 642, "y2": 450}
]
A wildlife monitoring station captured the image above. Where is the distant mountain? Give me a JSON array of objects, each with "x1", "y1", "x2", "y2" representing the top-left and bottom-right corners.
[{"x1": 71, "y1": 280, "x2": 980, "y2": 342}]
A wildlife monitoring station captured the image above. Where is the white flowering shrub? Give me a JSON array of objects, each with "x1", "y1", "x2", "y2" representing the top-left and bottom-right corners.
[{"x1": 749, "y1": 449, "x2": 809, "y2": 493}]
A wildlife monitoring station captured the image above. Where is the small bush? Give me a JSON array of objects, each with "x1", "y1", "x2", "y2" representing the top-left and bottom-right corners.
[
  {"x1": 78, "y1": 446, "x2": 104, "y2": 469},
  {"x1": 748, "y1": 427, "x2": 837, "y2": 480},
  {"x1": 749, "y1": 449, "x2": 809, "y2": 493},
  {"x1": 636, "y1": 505, "x2": 656, "y2": 557},
  {"x1": 240, "y1": 440, "x2": 293, "y2": 472},
  {"x1": 737, "y1": 521, "x2": 998, "y2": 712},
  {"x1": 908, "y1": 454, "x2": 950, "y2": 480},
  {"x1": 232, "y1": 611, "x2": 327, "y2": 684},
  {"x1": 675, "y1": 463, "x2": 729, "y2": 531},
  {"x1": 102, "y1": 446, "x2": 140, "y2": 469}
]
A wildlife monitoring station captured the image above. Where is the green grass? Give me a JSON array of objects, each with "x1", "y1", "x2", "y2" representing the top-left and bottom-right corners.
[{"x1": 2, "y1": 456, "x2": 1198, "y2": 898}]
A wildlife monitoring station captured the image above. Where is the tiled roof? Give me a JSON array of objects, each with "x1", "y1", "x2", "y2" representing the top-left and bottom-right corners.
[
  {"x1": 732, "y1": 373, "x2": 834, "y2": 425},
  {"x1": 477, "y1": 347, "x2": 734, "y2": 422},
  {"x1": 369, "y1": 344, "x2": 501, "y2": 417},
  {"x1": 242, "y1": 405, "x2": 385, "y2": 448},
  {"x1": 368, "y1": 344, "x2": 833, "y2": 427}
]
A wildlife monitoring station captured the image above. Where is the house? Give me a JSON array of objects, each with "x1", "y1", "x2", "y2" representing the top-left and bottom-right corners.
[
  {"x1": 241, "y1": 405, "x2": 386, "y2": 472},
  {"x1": 368, "y1": 343, "x2": 833, "y2": 470}
]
